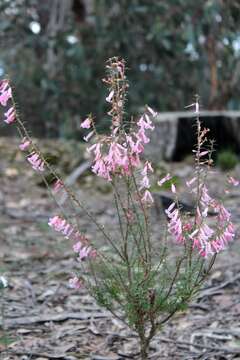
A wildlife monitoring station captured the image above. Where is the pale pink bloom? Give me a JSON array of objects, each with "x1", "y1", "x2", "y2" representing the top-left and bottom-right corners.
[
  {"x1": 195, "y1": 100, "x2": 199, "y2": 114},
  {"x1": 4, "y1": 107, "x2": 15, "y2": 124},
  {"x1": 0, "y1": 87, "x2": 12, "y2": 106},
  {"x1": 128, "y1": 154, "x2": 140, "y2": 168},
  {"x1": 200, "y1": 185, "x2": 213, "y2": 209},
  {"x1": 167, "y1": 206, "x2": 184, "y2": 243},
  {"x1": 186, "y1": 177, "x2": 197, "y2": 188},
  {"x1": 48, "y1": 215, "x2": 74, "y2": 239},
  {"x1": 106, "y1": 90, "x2": 114, "y2": 103},
  {"x1": 53, "y1": 179, "x2": 64, "y2": 193},
  {"x1": 158, "y1": 173, "x2": 172, "y2": 186},
  {"x1": 146, "y1": 106, "x2": 158, "y2": 117},
  {"x1": 228, "y1": 176, "x2": 239, "y2": 186},
  {"x1": 48, "y1": 215, "x2": 66, "y2": 232},
  {"x1": 83, "y1": 130, "x2": 94, "y2": 142},
  {"x1": 27, "y1": 152, "x2": 45, "y2": 172},
  {"x1": 19, "y1": 138, "x2": 31, "y2": 151},
  {"x1": 139, "y1": 175, "x2": 150, "y2": 190},
  {"x1": 48, "y1": 215, "x2": 65, "y2": 231},
  {"x1": 171, "y1": 183, "x2": 176, "y2": 194},
  {"x1": 69, "y1": 276, "x2": 83, "y2": 289},
  {"x1": 141, "y1": 161, "x2": 154, "y2": 175},
  {"x1": 125, "y1": 135, "x2": 135, "y2": 150},
  {"x1": 106, "y1": 142, "x2": 125, "y2": 170},
  {"x1": 126, "y1": 135, "x2": 144, "y2": 154},
  {"x1": 210, "y1": 222, "x2": 234, "y2": 254},
  {"x1": 137, "y1": 115, "x2": 154, "y2": 131},
  {"x1": 62, "y1": 223, "x2": 74, "y2": 238},
  {"x1": 142, "y1": 190, "x2": 154, "y2": 204},
  {"x1": 78, "y1": 246, "x2": 91, "y2": 261},
  {"x1": 92, "y1": 158, "x2": 111, "y2": 181},
  {"x1": 81, "y1": 117, "x2": 91, "y2": 129},
  {"x1": 73, "y1": 241, "x2": 82, "y2": 253},
  {"x1": 165, "y1": 202, "x2": 175, "y2": 217},
  {"x1": 218, "y1": 204, "x2": 231, "y2": 222},
  {"x1": 0, "y1": 80, "x2": 8, "y2": 93},
  {"x1": 199, "y1": 150, "x2": 209, "y2": 157},
  {"x1": 136, "y1": 128, "x2": 150, "y2": 144},
  {"x1": 133, "y1": 140, "x2": 144, "y2": 154}
]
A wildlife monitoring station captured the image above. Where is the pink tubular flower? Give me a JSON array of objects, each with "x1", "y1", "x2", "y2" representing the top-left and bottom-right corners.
[
  {"x1": 158, "y1": 173, "x2": 172, "y2": 186},
  {"x1": 53, "y1": 179, "x2": 64, "y2": 193},
  {"x1": 0, "y1": 80, "x2": 8, "y2": 93},
  {"x1": 73, "y1": 241, "x2": 96, "y2": 261},
  {"x1": 0, "y1": 86, "x2": 12, "y2": 106},
  {"x1": 146, "y1": 106, "x2": 158, "y2": 118},
  {"x1": 139, "y1": 175, "x2": 150, "y2": 190},
  {"x1": 218, "y1": 204, "x2": 231, "y2": 222},
  {"x1": 142, "y1": 190, "x2": 154, "y2": 204},
  {"x1": 69, "y1": 276, "x2": 83, "y2": 289},
  {"x1": 106, "y1": 90, "x2": 114, "y2": 103},
  {"x1": 186, "y1": 177, "x2": 197, "y2": 188},
  {"x1": 27, "y1": 152, "x2": 45, "y2": 172},
  {"x1": 4, "y1": 107, "x2": 15, "y2": 124},
  {"x1": 19, "y1": 138, "x2": 31, "y2": 151},
  {"x1": 78, "y1": 245, "x2": 92, "y2": 261},
  {"x1": 141, "y1": 161, "x2": 154, "y2": 176},
  {"x1": 166, "y1": 203, "x2": 184, "y2": 243},
  {"x1": 171, "y1": 183, "x2": 176, "y2": 194},
  {"x1": 136, "y1": 127, "x2": 150, "y2": 144},
  {"x1": 228, "y1": 176, "x2": 239, "y2": 186},
  {"x1": 199, "y1": 150, "x2": 209, "y2": 157},
  {"x1": 48, "y1": 215, "x2": 74, "y2": 239},
  {"x1": 137, "y1": 114, "x2": 154, "y2": 131},
  {"x1": 81, "y1": 117, "x2": 91, "y2": 129}
]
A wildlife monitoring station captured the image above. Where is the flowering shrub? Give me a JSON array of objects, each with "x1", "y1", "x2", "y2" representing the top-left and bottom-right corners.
[{"x1": 0, "y1": 58, "x2": 237, "y2": 359}]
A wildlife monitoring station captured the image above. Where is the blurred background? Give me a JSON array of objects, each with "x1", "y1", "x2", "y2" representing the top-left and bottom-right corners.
[{"x1": 1, "y1": 0, "x2": 240, "y2": 138}]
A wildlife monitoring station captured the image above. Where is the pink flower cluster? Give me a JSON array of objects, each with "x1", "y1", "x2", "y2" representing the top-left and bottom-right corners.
[
  {"x1": 53, "y1": 179, "x2": 64, "y2": 193},
  {"x1": 165, "y1": 202, "x2": 184, "y2": 243},
  {"x1": 69, "y1": 276, "x2": 83, "y2": 289},
  {"x1": 19, "y1": 138, "x2": 31, "y2": 151},
  {"x1": 0, "y1": 81, "x2": 45, "y2": 173},
  {"x1": 88, "y1": 107, "x2": 156, "y2": 182},
  {"x1": 166, "y1": 178, "x2": 235, "y2": 257},
  {"x1": 140, "y1": 161, "x2": 154, "y2": 204},
  {"x1": 0, "y1": 80, "x2": 15, "y2": 124},
  {"x1": 27, "y1": 152, "x2": 45, "y2": 172},
  {"x1": 48, "y1": 215, "x2": 96, "y2": 261}
]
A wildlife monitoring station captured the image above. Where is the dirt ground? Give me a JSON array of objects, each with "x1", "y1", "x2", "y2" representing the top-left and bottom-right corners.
[{"x1": 0, "y1": 137, "x2": 240, "y2": 360}]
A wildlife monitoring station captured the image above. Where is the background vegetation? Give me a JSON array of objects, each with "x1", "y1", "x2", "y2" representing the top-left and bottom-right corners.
[{"x1": 1, "y1": 0, "x2": 240, "y2": 137}]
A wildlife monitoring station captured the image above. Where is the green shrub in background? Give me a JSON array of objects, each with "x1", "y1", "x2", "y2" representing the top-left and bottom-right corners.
[{"x1": 217, "y1": 149, "x2": 239, "y2": 171}]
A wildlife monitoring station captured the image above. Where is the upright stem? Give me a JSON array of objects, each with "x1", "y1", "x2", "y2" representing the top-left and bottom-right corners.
[{"x1": 139, "y1": 336, "x2": 150, "y2": 360}]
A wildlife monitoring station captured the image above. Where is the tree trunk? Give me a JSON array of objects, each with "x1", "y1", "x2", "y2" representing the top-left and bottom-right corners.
[{"x1": 140, "y1": 339, "x2": 149, "y2": 360}]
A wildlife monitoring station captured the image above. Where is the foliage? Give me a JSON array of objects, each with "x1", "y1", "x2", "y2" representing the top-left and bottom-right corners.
[
  {"x1": 1, "y1": 0, "x2": 240, "y2": 137},
  {"x1": 217, "y1": 149, "x2": 239, "y2": 171}
]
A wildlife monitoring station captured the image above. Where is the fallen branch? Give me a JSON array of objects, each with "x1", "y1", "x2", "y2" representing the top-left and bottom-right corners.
[
  {"x1": 59, "y1": 160, "x2": 91, "y2": 205},
  {"x1": 198, "y1": 273, "x2": 240, "y2": 299},
  {"x1": 4, "y1": 350, "x2": 67, "y2": 359},
  {"x1": 3, "y1": 311, "x2": 109, "y2": 329},
  {"x1": 149, "y1": 336, "x2": 240, "y2": 356}
]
